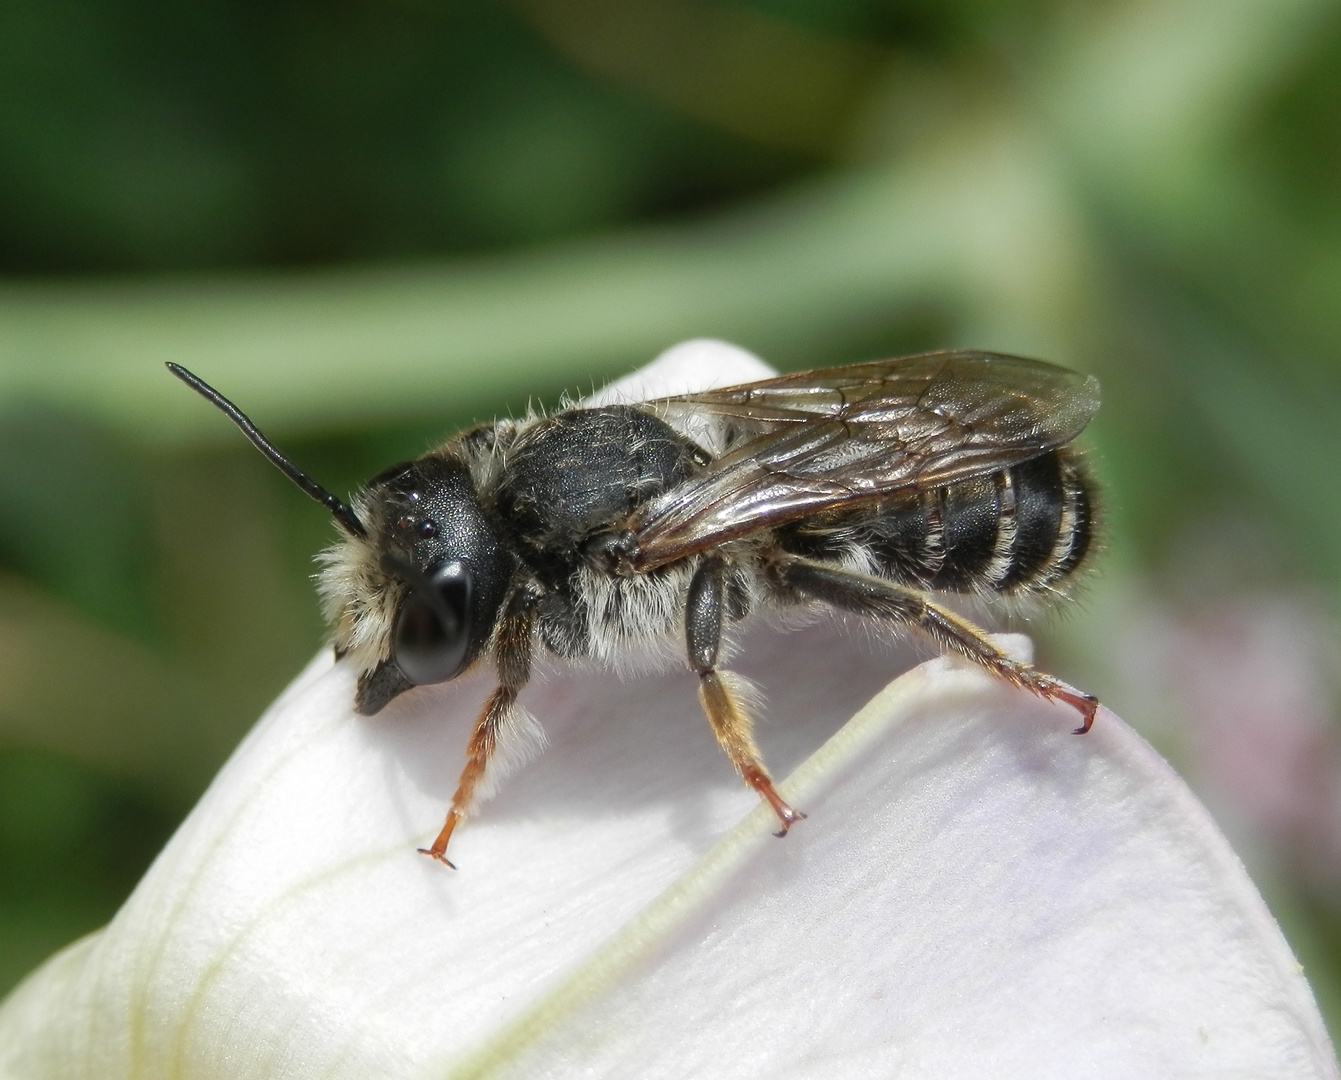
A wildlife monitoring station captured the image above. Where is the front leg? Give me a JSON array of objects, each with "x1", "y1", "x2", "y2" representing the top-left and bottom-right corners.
[
  {"x1": 686, "y1": 555, "x2": 805, "y2": 836},
  {"x1": 420, "y1": 582, "x2": 542, "y2": 867}
]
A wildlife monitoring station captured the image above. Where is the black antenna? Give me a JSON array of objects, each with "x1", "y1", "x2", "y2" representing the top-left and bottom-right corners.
[{"x1": 167, "y1": 363, "x2": 368, "y2": 538}]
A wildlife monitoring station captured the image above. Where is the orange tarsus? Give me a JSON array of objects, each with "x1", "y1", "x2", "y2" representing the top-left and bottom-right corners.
[
  {"x1": 418, "y1": 812, "x2": 462, "y2": 869},
  {"x1": 744, "y1": 766, "x2": 806, "y2": 838},
  {"x1": 1056, "y1": 689, "x2": 1099, "y2": 735}
]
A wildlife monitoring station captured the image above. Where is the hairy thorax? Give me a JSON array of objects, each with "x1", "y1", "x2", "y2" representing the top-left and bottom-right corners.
[{"x1": 487, "y1": 404, "x2": 716, "y2": 672}]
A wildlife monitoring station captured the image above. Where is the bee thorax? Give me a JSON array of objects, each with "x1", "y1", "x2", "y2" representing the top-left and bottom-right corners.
[{"x1": 581, "y1": 530, "x2": 640, "y2": 576}]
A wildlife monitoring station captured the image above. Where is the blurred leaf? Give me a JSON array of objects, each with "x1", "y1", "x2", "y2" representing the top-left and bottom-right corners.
[
  {"x1": 0, "y1": 575, "x2": 203, "y2": 799},
  {"x1": 0, "y1": 747, "x2": 177, "y2": 996},
  {"x1": 1161, "y1": 302, "x2": 1341, "y2": 580},
  {"x1": 0, "y1": 0, "x2": 818, "y2": 272},
  {"x1": 1250, "y1": 6, "x2": 1341, "y2": 213},
  {"x1": 0, "y1": 407, "x2": 154, "y2": 640},
  {"x1": 513, "y1": 0, "x2": 887, "y2": 155},
  {"x1": 1042, "y1": 0, "x2": 1335, "y2": 232}
]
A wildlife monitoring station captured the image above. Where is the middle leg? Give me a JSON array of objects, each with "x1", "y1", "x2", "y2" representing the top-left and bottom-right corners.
[{"x1": 686, "y1": 555, "x2": 804, "y2": 835}]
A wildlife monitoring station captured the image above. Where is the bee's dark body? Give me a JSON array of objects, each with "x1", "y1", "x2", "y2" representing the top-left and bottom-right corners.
[
  {"x1": 778, "y1": 449, "x2": 1093, "y2": 597},
  {"x1": 169, "y1": 348, "x2": 1102, "y2": 867},
  {"x1": 493, "y1": 405, "x2": 705, "y2": 589}
]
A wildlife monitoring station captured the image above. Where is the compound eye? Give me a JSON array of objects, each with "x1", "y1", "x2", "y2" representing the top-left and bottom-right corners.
[{"x1": 392, "y1": 560, "x2": 473, "y2": 685}]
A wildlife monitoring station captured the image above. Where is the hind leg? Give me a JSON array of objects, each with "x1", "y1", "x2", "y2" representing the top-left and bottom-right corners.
[{"x1": 770, "y1": 554, "x2": 1098, "y2": 734}]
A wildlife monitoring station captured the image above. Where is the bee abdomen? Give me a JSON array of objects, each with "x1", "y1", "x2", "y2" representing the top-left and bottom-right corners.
[
  {"x1": 779, "y1": 449, "x2": 1093, "y2": 596},
  {"x1": 1031, "y1": 450, "x2": 1094, "y2": 589}
]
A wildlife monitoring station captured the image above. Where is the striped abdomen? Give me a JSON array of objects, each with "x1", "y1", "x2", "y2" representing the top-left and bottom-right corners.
[{"x1": 778, "y1": 448, "x2": 1093, "y2": 595}]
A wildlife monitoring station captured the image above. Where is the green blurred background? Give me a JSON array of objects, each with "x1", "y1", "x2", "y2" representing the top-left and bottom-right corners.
[{"x1": 2, "y1": 0, "x2": 1341, "y2": 1034}]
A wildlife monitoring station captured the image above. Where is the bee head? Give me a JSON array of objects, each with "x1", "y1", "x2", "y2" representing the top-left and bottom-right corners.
[
  {"x1": 167, "y1": 364, "x2": 512, "y2": 716},
  {"x1": 322, "y1": 455, "x2": 514, "y2": 715}
]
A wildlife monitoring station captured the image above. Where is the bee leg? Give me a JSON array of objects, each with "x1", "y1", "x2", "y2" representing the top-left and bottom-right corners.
[
  {"x1": 770, "y1": 555, "x2": 1099, "y2": 734},
  {"x1": 419, "y1": 585, "x2": 540, "y2": 867},
  {"x1": 687, "y1": 555, "x2": 805, "y2": 836}
]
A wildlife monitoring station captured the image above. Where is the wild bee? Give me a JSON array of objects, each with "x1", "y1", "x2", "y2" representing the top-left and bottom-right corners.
[{"x1": 169, "y1": 347, "x2": 1099, "y2": 867}]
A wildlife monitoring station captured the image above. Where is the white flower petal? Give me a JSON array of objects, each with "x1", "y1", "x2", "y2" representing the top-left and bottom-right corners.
[
  {"x1": 1, "y1": 341, "x2": 1334, "y2": 1079},
  {"x1": 586, "y1": 339, "x2": 776, "y2": 406},
  {"x1": 475, "y1": 651, "x2": 1341, "y2": 1080},
  {"x1": 4, "y1": 631, "x2": 1333, "y2": 1079}
]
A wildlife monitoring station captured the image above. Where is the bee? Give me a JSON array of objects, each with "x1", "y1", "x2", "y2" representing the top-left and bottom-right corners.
[{"x1": 168, "y1": 349, "x2": 1099, "y2": 867}]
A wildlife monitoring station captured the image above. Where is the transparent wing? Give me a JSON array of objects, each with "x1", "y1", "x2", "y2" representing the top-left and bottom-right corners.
[{"x1": 629, "y1": 351, "x2": 1099, "y2": 569}]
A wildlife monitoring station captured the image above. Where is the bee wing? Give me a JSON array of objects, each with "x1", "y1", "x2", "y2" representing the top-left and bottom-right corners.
[{"x1": 631, "y1": 351, "x2": 1099, "y2": 568}]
